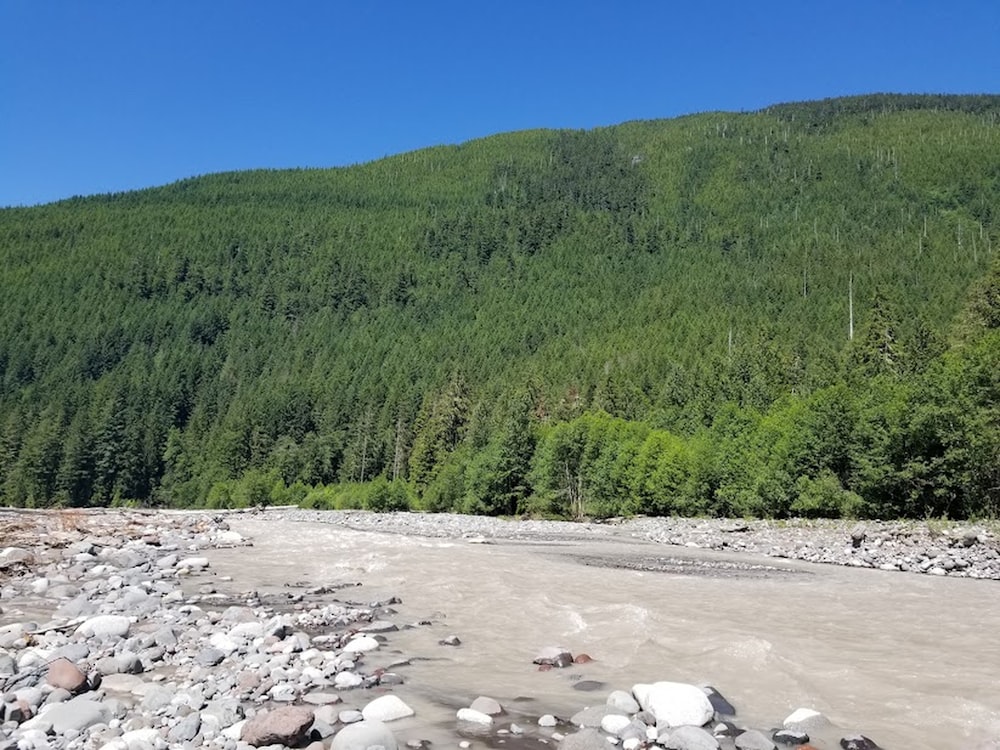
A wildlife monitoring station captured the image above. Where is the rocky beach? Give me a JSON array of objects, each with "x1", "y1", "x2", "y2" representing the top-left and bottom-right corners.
[{"x1": 1, "y1": 508, "x2": 998, "y2": 750}]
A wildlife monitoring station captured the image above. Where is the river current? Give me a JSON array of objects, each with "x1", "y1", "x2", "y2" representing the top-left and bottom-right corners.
[{"x1": 210, "y1": 517, "x2": 1000, "y2": 750}]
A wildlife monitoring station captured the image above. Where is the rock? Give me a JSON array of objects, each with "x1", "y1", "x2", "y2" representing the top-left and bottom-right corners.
[
  {"x1": 840, "y1": 736, "x2": 883, "y2": 750},
  {"x1": 570, "y1": 705, "x2": 621, "y2": 728},
  {"x1": 437, "y1": 635, "x2": 461, "y2": 646},
  {"x1": 241, "y1": 705, "x2": 315, "y2": 747},
  {"x1": 331, "y1": 719, "x2": 398, "y2": 750},
  {"x1": 735, "y1": 729, "x2": 777, "y2": 750},
  {"x1": 606, "y1": 690, "x2": 640, "y2": 714},
  {"x1": 534, "y1": 646, "x2": 574, "y2": 668},
  {"x1": 168, "y1": 712, "x2": 202, "y2": 742},
  {"x1": 334, "y1": 671, "x2": 364, "y2": 689},
  {"x1": 663, "y1": 725, "x2": 720, "y2": 750},
  {"x1": 75, "y1": 614, "x2": 131, "y2": 639},
  {"x1": 633, "y1": 681, "x2": 714, "y2": 728},
  {"x1": 850, "y1": 524, "x2": 866, "y2": 548},
  {"x1": 177, "y1": 556, "x2": 209, "y2": 570},
  {"x1": 339, "y1": 709, "x2": 364, "y2": 724},
  {"x1": 303, "y1": 691, "x2": 342, "y2": 706},
  {"x1": 45, "y1": 659, "x2": 88, "y2": 694},
  {"x1": 600, "y1": 714, "x2": 631, "y2": 736},
  {"x1": 469, "y1": 696, "x2": 503, "y2": 716},
  {"x1": 362, "y1": 695, "x2": 414, "y2": 722},
  {"x1": 195, "y1": 647, "x2": 226, "y2": 667},
  {"x1": 361, "y1": 621, "x2": 398, "y2": 634},
  {"x1": 773, "y1": 729, "x2": 809, "y2": 745},
  {"x1": 559, "y1": 728, "x2": 608, "y2": 750},
  {"x1": 32, "y1": 697, "x2": 111, "y2": 734},
  {"x1": 343, "y1": 635, "x2": 380, "y2": 653},
  {"x1": 703, "y1": 686, "x2": 736, "y2": 715},
  {"x1": 539, "y1": 714, "x2": 558, "y2": 727},
  {"x1": 456, "y1": 708, "x2": 494, "y2": 725},
  {"x1": 783, "y1": 708, "x2": 830, "y2": 733}
]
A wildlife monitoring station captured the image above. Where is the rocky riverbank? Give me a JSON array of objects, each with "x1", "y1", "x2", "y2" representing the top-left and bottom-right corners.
[
  {"x1": 276, "y1": 510, "x2": 1000, "y2": 580},
  {"x1": 0, "y1": 508, "x2": 997, "y2": 750}
]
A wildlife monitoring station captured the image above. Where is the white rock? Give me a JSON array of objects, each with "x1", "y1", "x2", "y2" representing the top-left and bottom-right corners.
[
  {"x1": 782, "y1": 707, "x2": 829, "y2": 731},
  {"x1": 362, "y1": 695, "x2": 414, "y2": 722},
  {"x1": 209, "y1": 632, "x2": 240, "y2": 654},
  {"x1": 457, "y1": 708, "x2": 494, "y2": 725},
  {"x1": 538, "y1": 714, "x2": 558, "y2": 727},
  {"x1": 221, "y1": 720, "x2": 247, "y2": 740},
  {"x1": 177, "y1": 556, "x2": 209, "y2": 570},
  {"x1": 121, "y1": 729, "x2": 162, "y2": 746},
  {"x1": 334, "y1": 671, "x2": 363, "y2": 689},
  {"x1": 632, "y1": 681, "x2": 714, "y2": 728},
  {"x1": 75, "y1": 614, "x2": 131, "y2": 639},
  {"x1": 332, "y1": 719, "x2": 398, "y2": 750},
  {"x1": 601, "y1": 714, "x2": 631, "y2": 736},
  {"x1": 215, "y1": 530, "x2": 245, "y2": 545},
  {"x1": 343, "y1": 635, "x2": 380, "y2": 653}
]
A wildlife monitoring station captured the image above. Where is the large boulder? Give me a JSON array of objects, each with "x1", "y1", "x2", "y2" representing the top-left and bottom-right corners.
[
  {"x1": 633, "y1": 681, "x2": 714, "y2": 728},
  {"x1": 241, "y1": 705, "x2": 315, "y2": 747},
  {"x1": 45, "y1": 658, "x2": 88, "y2": 694}
]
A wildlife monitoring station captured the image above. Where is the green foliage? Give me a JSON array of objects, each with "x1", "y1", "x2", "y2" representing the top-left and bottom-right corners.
[{"x1": 1, "y1": 94, "x2": 1000, "y2": 517}]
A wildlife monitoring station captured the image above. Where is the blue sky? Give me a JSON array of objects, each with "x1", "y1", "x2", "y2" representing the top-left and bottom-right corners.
[{"x1": 2, "y1": 1, "x2": 998, "y2": 207}]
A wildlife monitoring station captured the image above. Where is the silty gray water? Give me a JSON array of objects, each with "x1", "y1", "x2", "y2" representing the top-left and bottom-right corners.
[{"x1": 208, "y1": 516, "x2": 1000, "y2": 750}]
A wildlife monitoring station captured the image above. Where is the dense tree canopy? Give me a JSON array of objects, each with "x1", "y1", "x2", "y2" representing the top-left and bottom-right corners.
[{"x1": 1, "y1": 94, "x2": 998, "y2": 517}]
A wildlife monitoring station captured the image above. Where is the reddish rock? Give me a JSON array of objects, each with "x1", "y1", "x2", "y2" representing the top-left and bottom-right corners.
[
  {"x1": 46, "y1": 658, "x2": 88, "y2": 694},
  {"x1": 241, "y1": 705, "x2": 315, "y2": 747},
  {"x1": 574, "y1": 653, "x2": 594, "y2": 663}
]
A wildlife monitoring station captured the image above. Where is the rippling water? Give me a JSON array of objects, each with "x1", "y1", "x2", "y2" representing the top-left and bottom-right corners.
[{"x1": 210, "y1": 517, "x2": 1000, "y2": 750}]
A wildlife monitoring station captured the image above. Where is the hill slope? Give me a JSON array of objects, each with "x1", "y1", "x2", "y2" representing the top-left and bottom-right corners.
[{"x1": 1, "y1": 94, "x2": 998, "y2": 516}]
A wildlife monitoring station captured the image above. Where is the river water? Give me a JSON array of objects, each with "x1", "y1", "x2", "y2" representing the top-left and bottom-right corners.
[{"x1": 210, "y1": 517, "x2": 1000, "y2": 750}]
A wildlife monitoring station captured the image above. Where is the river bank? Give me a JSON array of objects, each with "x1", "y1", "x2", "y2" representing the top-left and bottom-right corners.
[{"x1": 1, "y1": 508, "x2": 998, "y2": 750}]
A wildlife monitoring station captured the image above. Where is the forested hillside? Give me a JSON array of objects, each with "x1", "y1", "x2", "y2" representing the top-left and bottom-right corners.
[{"x1": 1, "y1": 94, "x2": 998, "y2": 518}]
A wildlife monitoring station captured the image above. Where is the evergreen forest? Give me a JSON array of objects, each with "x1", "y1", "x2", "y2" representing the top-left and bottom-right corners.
[{"x1": 1, "y1": 94, "x2": 999, "y2": 519}]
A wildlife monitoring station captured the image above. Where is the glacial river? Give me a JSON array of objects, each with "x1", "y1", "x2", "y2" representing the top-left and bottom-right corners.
[{"x1": 210, "y1": 517, "x2": 1000, "y2": 750}]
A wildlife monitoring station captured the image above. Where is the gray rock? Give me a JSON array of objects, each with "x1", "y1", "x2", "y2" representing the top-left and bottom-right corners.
[
  {"x1": 196, "y1": 647, "x2": 226, "y2": 667},
  {"x1": 35, "y1": 697, "x2": 111, "y2": 733},
  {"x1": 839, "y1": 735, "x2": 883, "y2": 750},
  {"x1": 469, "y1": 696, "x2": 503, "y2": 716},
  {"x1": 560, "y1": 728, "x2": 608, "y2": 750},
  {"x1": 772, "y1": 729, "x2": 809, "y2": 744},
  {"x1": 664, "y1": 725, "x2": 720, "y2": 750},
  {"x1": 571, "y1": 704, "x2": 622, "y2": 728},
  {"x1": 606, "y1": 690, "x2": 640, "y2": 714},
  {"x1": 331, "y1": 719, "x2": 398, "y2": 750},
  {"x1": 168, "y1": 712, "x2": 202, "y2": 742}
]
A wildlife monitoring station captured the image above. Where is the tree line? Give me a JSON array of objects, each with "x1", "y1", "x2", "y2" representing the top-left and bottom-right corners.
[{"x1": 0, "y1": 94, "x2": 998, "y2": 518}]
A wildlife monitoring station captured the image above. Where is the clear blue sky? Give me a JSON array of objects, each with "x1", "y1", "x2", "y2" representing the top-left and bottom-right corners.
[{"x1": 2, "y1": 1, "x2": 998, "y2": 207}]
